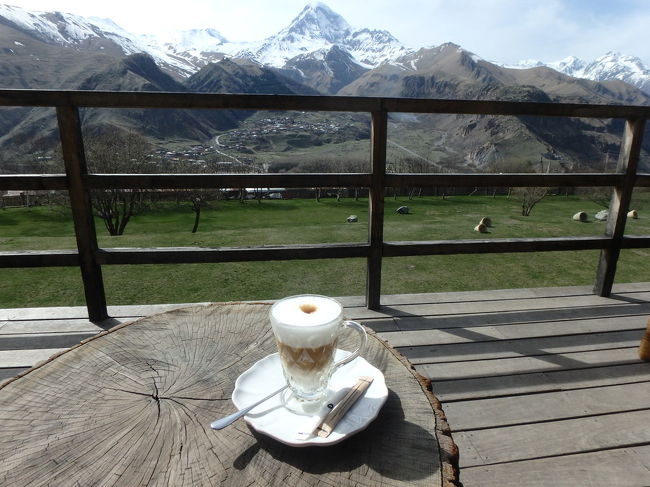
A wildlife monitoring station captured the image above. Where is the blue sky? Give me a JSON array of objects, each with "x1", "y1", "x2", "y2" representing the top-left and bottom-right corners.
[{"x1": 10, "y1": 0, "x2": 650, "y2": 65}]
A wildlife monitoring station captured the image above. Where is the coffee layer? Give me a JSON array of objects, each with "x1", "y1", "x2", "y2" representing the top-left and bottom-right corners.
[{"x1": 277, "y1": 339, "x2": 337, "y2": 396}]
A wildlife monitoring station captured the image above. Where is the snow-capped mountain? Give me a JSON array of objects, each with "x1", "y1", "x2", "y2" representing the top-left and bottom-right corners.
[
  {"x1": 581, "y1": 52, "x2": 650, "y2": 94},
  {"x1": 508, "y1": 52, "x2": 650, "y2": 95},
  {"x1": 0, "y1": 3, "x2": 197, "y2": 75},
  {"x1": 0, "y1": 2, "x2": 410, "y2": 78},
  {"x1": 548, "y1": 55, "x2": 586, "y2": 76},
  {"x1": 2, "y1": 2, "x2": 650, "y2": 96},
  {"x1": 142, "y1": 28, "x2": 244, "y2": 69},
  {"x1": 231, "y1": 2, "x2": 411, "y2": 68}
]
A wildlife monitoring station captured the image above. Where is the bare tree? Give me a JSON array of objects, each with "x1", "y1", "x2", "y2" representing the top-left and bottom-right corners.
[
  {"x1": 512, "y1": 186, "x2": 549, "y2": 216},
  {"x1": 510, "y1": 158, "x2": 551, "y2": 217},
  {"x1": 169, "y1": 160, "x2": 224, "y2": 233},
  {"x1": 84, "y1": 129, "x2": 155, "y2": 236}
]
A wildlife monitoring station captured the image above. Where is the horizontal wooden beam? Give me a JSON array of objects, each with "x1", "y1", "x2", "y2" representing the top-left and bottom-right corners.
[
  {"x1": 0, "y1": 250, "x2": 79, "y2": 267},
  {"x1": 2, "y1": 173, "x2": 645, "y2": 191},
  {"x1": 385, "y1": 173, "x2": 624, "y2": 188},
  {"x1": 3, "y1": 236, "x2": 649, "y2": 269},
  {"x1": 383, "y1": 97, "x2": 650, "y2": 119},
  {"x1": 621, "y1": 235, "x2": 650, "y2": 248},
  {"x1": 86, "y1": 173, "x2": 371, "y2": 190},
  {"x1": 95, "y1": 243, "x2": 370, "y2": 265},
  {"x1": 0, "y1": 175, "x2": 68, "y2": 191},
  {"x1": 636, "y1": 174, "x2": 650, "y2": 187},
  {"x1": 0, "y1": 90, "x2": 381, "y2": 112},
  {"x1": 383, "y1": 236, "x2": 612, "y2": 256},
  {"x1": 1, "y1": 90, "x2": 649, "y2": 119}
]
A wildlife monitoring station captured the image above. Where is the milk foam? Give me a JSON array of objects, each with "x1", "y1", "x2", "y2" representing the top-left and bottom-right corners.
[{"x1": 270, "y1": 295, "x2": 342, "y2": 348}]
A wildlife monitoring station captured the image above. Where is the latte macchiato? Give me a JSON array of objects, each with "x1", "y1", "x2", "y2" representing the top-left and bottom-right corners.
[
  {"x1": 270, "y1": 295, "x2": 342, "y2": 399},
  {"x1": 270, "y1": 295, "x2": 367, "y2": 409}
]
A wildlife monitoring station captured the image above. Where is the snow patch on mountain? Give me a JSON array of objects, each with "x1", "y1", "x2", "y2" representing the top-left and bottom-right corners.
[
  {"x1": 503, "y1": 59, "x2": 544, "y2": 69},
  {"x1": 582, "y1": 52, "x2": 650, "y2": 87},
  {"x1": 145, "y1": 28, "x2": 231, "y2": 54},
  {"x1": 141, "y1": 28, "x2": 251, "y2": 69},
  {"x1": 0, "y1": 4, "x2": 80, "y2": 44},
  {"x1": 548, "y1": 55, "x2": 585, "y2": 75},
  {"x1": 0, "y1": 4, "x2": 196, "y2": 75},
  {"x1": 506, "y1": 51, "x2": 650, "y2": 94}
]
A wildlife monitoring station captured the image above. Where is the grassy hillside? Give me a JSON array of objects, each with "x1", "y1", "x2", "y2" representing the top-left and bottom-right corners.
[{"x1": 1, "y1": 194, "x2": 648, "y2": 308}]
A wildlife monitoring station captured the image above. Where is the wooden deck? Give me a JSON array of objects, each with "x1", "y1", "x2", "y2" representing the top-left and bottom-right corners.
[{"x1": 2, "y1": 283, "x2": 650, "y2": 486}]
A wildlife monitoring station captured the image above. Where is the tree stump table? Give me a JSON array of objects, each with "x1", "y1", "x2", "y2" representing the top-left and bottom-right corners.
[{"x1": 0, "y1": 303, "x2": 459, "y2": 486}]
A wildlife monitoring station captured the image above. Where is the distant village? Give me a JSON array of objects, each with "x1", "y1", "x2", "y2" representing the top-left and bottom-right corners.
[
  {"x1": 1, "y1": 113, "x2": 371, "y2": 207},
  {"x1": 146, "y1": 116, "x2": 342, "y2": 162},
  {"x1": 215, "y1": 116, "x2": 345, "y2": 152},
  {"x1": 1, "y1": 116, "x2": 351, "y2": 207}
]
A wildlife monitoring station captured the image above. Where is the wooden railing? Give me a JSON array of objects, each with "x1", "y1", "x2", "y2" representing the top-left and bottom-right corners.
[{"x1": 1, "y1": 90, "x2": 649, "y2": 321}]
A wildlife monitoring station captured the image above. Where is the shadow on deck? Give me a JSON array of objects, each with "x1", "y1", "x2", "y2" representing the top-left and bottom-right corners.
[{"x1": 2, "y1": 282, "x2": 650, "y2": 486}]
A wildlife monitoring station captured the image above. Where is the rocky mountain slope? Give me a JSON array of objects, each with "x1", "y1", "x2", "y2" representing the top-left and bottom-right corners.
[
  {"x1": 0, "y1": 50, "x2": 315, "y2": 151},
  {"x1": 340, "y1": 44, "x2": 650, "y2": 169}
]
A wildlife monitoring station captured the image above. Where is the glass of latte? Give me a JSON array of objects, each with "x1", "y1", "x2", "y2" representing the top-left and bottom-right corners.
[{"x1": 270, "y1": 295, "x2": 367, "y2": 412}]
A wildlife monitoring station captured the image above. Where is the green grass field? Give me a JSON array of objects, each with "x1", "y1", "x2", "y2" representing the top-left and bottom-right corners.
[{"x1": 1, "y1": 193, "x2": 649, "y2": 308}]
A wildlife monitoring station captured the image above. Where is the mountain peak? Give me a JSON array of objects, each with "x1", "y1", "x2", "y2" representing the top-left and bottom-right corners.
[{"x1": 283, "y1": 2, "x2": 351, "y2": 43}]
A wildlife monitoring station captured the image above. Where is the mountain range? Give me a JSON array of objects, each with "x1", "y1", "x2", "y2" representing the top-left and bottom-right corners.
[
  {"x1": 507, "y1": 52, "x2": 650, "y2": 96},
  {"x1": 2, "y1": 2, "x2": 649, "y2": 95},
  {"x1": 0, "y1": 2, "x2": 649, "y2": 171}
]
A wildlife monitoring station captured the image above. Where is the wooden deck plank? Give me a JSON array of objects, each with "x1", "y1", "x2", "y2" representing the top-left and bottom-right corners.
[
  {"x1": 355, "y1": 317, "x2": 400, "y2": 332},
  {"x1": 444, "y1": 381, "x2": 650, "y2": 431},
  {"x1": 420, "y1": 347, "x2": 641, "y2": 381},
  {"x1": 401, "y1": 329, "x2": 644, "y2": 364},
  {"x1": 0, "y1": 367, "x2": 28, "y2": 383},
  {"x1": 454, "y1": 409, "x2": 650, "y2": 467},
  {"x1": 0, "y1": 319, "x2": 108, "y2": 335},
  {"x1": 0, "y1": 333, "x2": 96, "y2": 351},
  {"x1": 628, "y1": 444, "x2": 650, "y2": 471},
  {"x1": 381, "y1": 315, "x2": 648, "y2": 347},
  {"x1": 379, "y1": 282, "x2": 650, "y2": 305},
  {"x1": 0, "y1": 303, "x2": 196, "y2": 321},
  {"x1": 0, "y1": 348, "x2": 67, "y2": 368},
  {"x1": 380, "y1": 292, "x2": 650, "y2": 320},
  {"x1": 392, "y1": 302, "x2": 650, "y2": 331},
  {"x1": 459, "y1": 445, "x2": 650, "y2": 487},
  {"x1": 428, "y1": 362, "x2": 650, "y2": 401}
]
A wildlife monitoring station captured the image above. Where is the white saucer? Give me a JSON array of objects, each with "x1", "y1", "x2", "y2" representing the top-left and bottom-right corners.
[{"x1": 232, "y1": 350, "x2": 388, "y2": 446}]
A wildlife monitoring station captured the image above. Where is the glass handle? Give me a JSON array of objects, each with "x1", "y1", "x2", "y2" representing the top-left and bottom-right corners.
[{"x1": 333, "y1": 320, "x2": 367, "y2": 369}]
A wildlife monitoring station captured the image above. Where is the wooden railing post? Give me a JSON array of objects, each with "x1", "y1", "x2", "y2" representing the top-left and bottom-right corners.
[
  {"x1": 367, "y1": 108, "x2": 387, "y2": 309},
  {"x1": 594, "y1": 117, "x2": 646, "y2": 296},
  {"x1": 56, "y1": 105, "x2": 108, "y2": 322}
]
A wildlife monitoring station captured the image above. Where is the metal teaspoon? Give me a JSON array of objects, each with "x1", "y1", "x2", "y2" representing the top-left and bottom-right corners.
[{"x1": 210, "y1": 384, "x2": 289, "y2": 430}]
